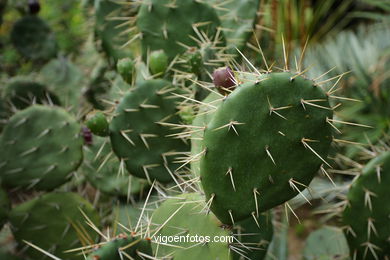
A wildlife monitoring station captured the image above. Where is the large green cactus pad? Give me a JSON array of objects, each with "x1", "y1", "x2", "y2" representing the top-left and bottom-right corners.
[
  {"x1": 137, "y1": 0, "x2": 222, "y2": 62},
  {"x1": 9, "y1": 192, "x2": 100, "y2": 260},
  {"x1": 109, "y1": 79, "x2": 188, "y2": 183},
  {"x1": 200, "y1": 72, "x2": 333, "y2": 223},
  {"x1": 342, "y1": 151, "x2": 390, "y2": 260},
  {"x1": 0, "y1": 105, "x2": 83, "y2": 190}
]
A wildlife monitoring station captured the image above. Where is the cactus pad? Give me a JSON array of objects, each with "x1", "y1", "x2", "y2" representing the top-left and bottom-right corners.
[
  {"x1": 342, "y1": 151, "x2": 390, "y2": 260},
  {"x1": 303, "y1": 226, "x2": 349, "y2": 260},
  {"x1": 83, "y1": 136, "x2": 147, "y2": 197},
  {"x1": 109, "y1": 79, "x2": 188, "y2": 183},
  {"x1": 9, "y1": 192, "x2": 100, "y2": 260},
  {"x1": 87, "y1": 235, "x2": 153, "y2": 260},
  {"x1": 151, "y1": 193, "x2": 231, "y2": 260},
  {"x1": 200, "y1": 72, "x2": 333, "y2": 223},
  {"x1": 3, "y1": 79, "x2": 60, "y2": 111},
  {"x1": 11, "y1": 15, "x2": 57, "y2": 61},
  {"x1": 137, "y1": 0, "x2": 222, "y2": 61},
  {"x1": 0, "y1": 105, "x2": 83, "y2": 190},
  {"x1": 233, "y1": 211, "x2": 273, "y2": 260}
]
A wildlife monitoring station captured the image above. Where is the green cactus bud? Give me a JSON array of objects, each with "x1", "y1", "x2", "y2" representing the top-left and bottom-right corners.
[
  {"x1": 117, "y1": 58, "x2": 135, "y2": 85},
  {"x1": 86, "y1": 111, "x2": 109, "y2": 137},
  {"x1": 149, "y1": 50, "x2": 168, "y2": 76}
]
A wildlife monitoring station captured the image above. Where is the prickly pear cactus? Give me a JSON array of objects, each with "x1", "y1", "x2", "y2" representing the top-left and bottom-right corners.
[
  {"x1": 0, "y1": 187, "x2": 9, "y2": 229},
  {"x1": 191, "y1": 92, "x2": 222, "y2": 177},
  {"x1": 86, "y1": 111, "x2": 109, "y2": 137},
  {"x1": 39, "y1": 58, "x2": 84, "y2": 111},
  {"x1": 10, "y1": 15, "x2": 57, "y2": 61},
  {"x1": 9, "y1": 192, "x2": 100, "y2": 260},
  {"x1": 83, "y1": 136, "x2": 147, "y2": 197},
  {"x1": 303, "y1": 226, "x2": 349, "y2": 260},
  {"x1": 151, "y1": 193, "x2": 231, "y2": 260},
  {"x1": 3, "y1": 79, "x2": 60, "y2": 111},
  {"x1": 208, "y1": 0, "x2": 260, "y2": 52},
  {"x1": 233, "y1": 211, "x2": 273, "y2": 260},
  {"x1": 109, "y1": 79, "x2": 188, "y2": 183},
  {"x1": 342, "y1": 151, "x2": 390, "y2": 260},
  {"x1": 137, "y1": 0, "x2": 223, "y2": 62},
  {"x1": 200, "y1": 72, "x2": 333, "y2": 223},
  {"x1": 94, "y1": 0, "x2": 135, "y2": 63},
  {"x1": 0, "y1": 105, "x2": 83, "y2": 190},
  {"x1": 87, "y1": 234, "x2": 153, "y2": 260},
  {"x1": 117, "y1": 57, "x2": 135, "y2": 85},
  {"x1": 149, "y1": 50, "x2": 168, "y2": 76}
]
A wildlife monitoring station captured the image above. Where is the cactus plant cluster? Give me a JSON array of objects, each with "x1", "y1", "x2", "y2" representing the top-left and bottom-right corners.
[{"x1": 0, "y1": 1, "x2": 389, "y2": 260}]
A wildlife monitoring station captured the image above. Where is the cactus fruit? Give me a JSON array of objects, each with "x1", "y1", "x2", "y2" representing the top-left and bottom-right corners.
[
  {"x1": 149, "y1": 50, "x2": 168, "y2": 76},
  {"x1": 9, "y1": 192, "x2": 100, "y2": 260},
  {"x1": 86, "y1": 111, "x2": 109, "y2": 137},
  {"x1": 137, "y1": 0, "x2": 223, "y2": 62},
  {"x1": 233, "y1": 212, "x2": 273, "y2": 260},
  {"x1": 117, "y1": 58, "x2": 135, "y2": 85},
  {"x1": 82, "y1": 126, "x2": 93, "y2": 146},
  {"x1": 342, "y1": 151, "x2": 390, "y2": 260},
  {"x1": 87, "y1": 234, "x2": 153, "y2": 260},
  {"x1": 109, "y1": 79, "x2": 188, "y2": 183},
  {"x1": 3, "y1": 80, "x2": 60, "y2": 111},
  {"x1": 200, "y1": 72, "x2": 333, "y2": 224},
  {"x1": 213, "y1": 67, "x2": 236, "y2": 95},
  {"x1": 303, "y1": 226, "x2": 349, "y2": 260},
  {"x1": 151, "y1": 193, "x2": 231, "y2": 259},
  {"x1": 28, "y1": 0, "x2": 40, "y2": 14},
  {"x1": 0, "y1": 105, "x2": 83, "y2": 190},
  {"x1": 0, "y1": 187, "x2": 9, "y2": 229},
  {"x1": 83, "y1": 136, "x2": 147, "y2": 197},
  {"x1": 11, "y1": 16, "x2": 57, "y2": 61}
]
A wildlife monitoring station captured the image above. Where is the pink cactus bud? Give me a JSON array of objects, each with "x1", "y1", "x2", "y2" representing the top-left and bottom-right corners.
[
  {"x1": 82, "y1": 126, "x2": 93, "y2": 146},
  {"x1": 213, "y1": 67, "x2": 235, "y2": 88}
]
